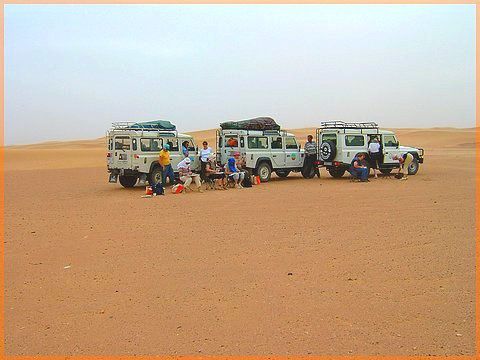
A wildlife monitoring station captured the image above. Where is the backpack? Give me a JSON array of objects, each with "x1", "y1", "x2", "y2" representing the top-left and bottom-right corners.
[
  {"x1": 153, "y1": 182, "x2": 164, "y2": 195},
  {"x1": 242, "y1": 174, "x2": 253, "y2": 188}
]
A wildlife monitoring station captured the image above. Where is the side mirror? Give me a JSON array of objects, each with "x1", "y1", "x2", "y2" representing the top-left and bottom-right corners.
[
  {"x1": 395, "y1": 141, "x2": 399, "y2": 148},
  {"x1": 298, "y1": 145, "x2": 301, "y2": 150},
  {"x1": 196, "y1": 146, "x2": 198, "y2": 151}
]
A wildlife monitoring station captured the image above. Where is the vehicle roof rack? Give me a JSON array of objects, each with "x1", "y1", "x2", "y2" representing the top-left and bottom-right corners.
[
  {"x1": 110, "y1": 122, "x2": 178, "y2": 136},
  {"x1": 320, "y1": 121, "x2": 379, "y2": 129}
]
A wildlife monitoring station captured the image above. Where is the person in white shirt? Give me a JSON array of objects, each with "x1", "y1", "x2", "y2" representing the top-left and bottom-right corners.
[
  {"x1": 199, "y1": 141, "x2": 212, "y2": 181},
  {"x1": 368, "y1": 136, "x2": 382, "y2": 179},
  {"x1": 177, "y1": 157, "x2": 202, "y2": 192}
]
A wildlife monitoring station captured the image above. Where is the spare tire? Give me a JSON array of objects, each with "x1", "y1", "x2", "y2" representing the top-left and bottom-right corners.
[{"x1": 319, "y1": 141, "x2": 336, "y2": 162}]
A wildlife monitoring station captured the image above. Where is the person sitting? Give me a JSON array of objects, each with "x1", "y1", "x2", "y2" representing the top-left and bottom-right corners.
[
  {"x1": 225, "y1": 156, "x2": 245, "y2": 189},
  {"x1": 205, "y1": 154, "x2": 226, "y2": 190},
  {"x1": 233, "y1": 152, "x2": 251, "y2": 187},
  {"x1": 177, "y1": 157, "x2": 203, "y2": 192},
  {"x1": 349, "y1": 153, "x2": 369, "y2": 182}
]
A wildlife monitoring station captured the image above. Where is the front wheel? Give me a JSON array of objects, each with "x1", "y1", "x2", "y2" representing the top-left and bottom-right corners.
[
  {"x1": 275, "y1": 170, "x2": 290, "y2": 178},
  {"x1": 256, "y1": 162, "x2": 272, "y2": 182},
  {"x1": 119, "y1": 175, "x2": 138, "y2": 188},
  {"x1": 408, "y1": 158, "x2": 419, "y2": 175},
  {"x1": 328, "y1": 168, "x2": 346, "y2": 178}
]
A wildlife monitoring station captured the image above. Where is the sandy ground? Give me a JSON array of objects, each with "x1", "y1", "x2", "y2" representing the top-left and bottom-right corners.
[{"x1": 4, "y1": 128, "x2": 476, "y2": 355}]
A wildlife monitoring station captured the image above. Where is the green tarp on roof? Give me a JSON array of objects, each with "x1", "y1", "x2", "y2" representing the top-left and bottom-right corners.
[{"x1": 131, "y1": 120, "x2": 176, "y2": 131}]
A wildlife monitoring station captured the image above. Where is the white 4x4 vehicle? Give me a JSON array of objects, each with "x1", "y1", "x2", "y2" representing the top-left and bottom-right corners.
[
  {"x1": 316, "y1": 121, "x2": 424, "y2": 178},
  {"x1": 107, "y1": 121, "x2": 199, "y2": 187},
  {"x1": 217, "y1": 128, "x2": 311, "y2": 182}
]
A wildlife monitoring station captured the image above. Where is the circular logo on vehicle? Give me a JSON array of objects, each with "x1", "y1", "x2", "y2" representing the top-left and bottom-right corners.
[{"x1": 291, "y1": 154, "x2": 297, "y2": 160}]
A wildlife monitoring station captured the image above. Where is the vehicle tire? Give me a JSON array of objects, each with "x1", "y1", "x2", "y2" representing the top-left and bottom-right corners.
[
  {"x1": 379, "y1": 168, "x2": 393, "y2": 175},
  {"x1": 408, "y1": 158, "x2": 419, "y2": 175},
  {"x1": 149, "y1": 166, "x2": 163, "y2": 185},
  {"x1": 319, "y1": 141, "x2": 337, "y2": 162},
  {"x1": 328, "y1": 168, "x2": 346, "y2": 178},
  {"x1": 275, "y1": 170, "x2": 290, "y2": 178},
  {"x1": 257, "y1": 162, "x2": 272, "y2": 182},
  {"x1": 119, "y1": 175, "x2": 138, "y2": 188}
]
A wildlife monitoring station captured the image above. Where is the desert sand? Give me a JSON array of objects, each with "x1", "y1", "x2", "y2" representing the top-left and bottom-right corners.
[{"x1": 4, "y1": 128, "x2": 476, "y2": 355}]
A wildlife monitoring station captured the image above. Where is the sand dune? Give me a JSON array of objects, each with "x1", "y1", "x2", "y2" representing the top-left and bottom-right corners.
[
  {"x1": 4, "y1": 127, "x2": 476, "y2": 355},
  {"x1": 4, "y1": 127, "x2": 475, "y2": 172}
]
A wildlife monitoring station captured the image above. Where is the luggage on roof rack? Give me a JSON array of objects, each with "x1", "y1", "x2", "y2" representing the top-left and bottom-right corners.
[
  {"x1": 220, "y1": 117, "x2": 281, "y2": 131},
  {"x1": 320, "y1": 121, "x2": 378, "y2": 129},
  {"x1": 130, "y1": 120, "x2": 176, "y2": 131}
]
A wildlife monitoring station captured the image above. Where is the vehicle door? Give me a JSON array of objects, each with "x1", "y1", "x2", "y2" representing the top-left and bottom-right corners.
[
  {"x1": 270, "y1": 136, "x2": 286, "y2": 168},
  {"x1": 383, "y1": 134, "x2": 400, "y2": 164},
  {"x1": 221, "y1": 134, "x2": 240, "y2": 164},
  {"x1": 140, "y1": 137, "x2": 163, "y2": 171},
  {"x1": 113, "y1": 136, "x2": 132, "y2": 169},
  {"x1": 285, "y1": 137, "x2": 301, "y2": 167},
  {"x1": 344, "y1": 134, "x2": 366, "y2": 164}
]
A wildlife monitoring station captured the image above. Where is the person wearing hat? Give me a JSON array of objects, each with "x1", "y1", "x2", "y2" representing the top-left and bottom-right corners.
[
  {"x1": 392, "y1": 153, "x2": 414, "y2": 180},
  {"x1": 225, "y1": 155, "x2": 245, "y2": 188},
  {"x1": 159, "y1": 143, "x2": 174, "y2": 186},
  {"x1": 177, "y1": 157, "x2": 202, "y2": 192}
]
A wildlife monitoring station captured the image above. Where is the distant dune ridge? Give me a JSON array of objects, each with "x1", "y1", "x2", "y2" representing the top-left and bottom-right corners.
[{"x1": 4, "y1": 127, "x2": 476, "y2": 172}]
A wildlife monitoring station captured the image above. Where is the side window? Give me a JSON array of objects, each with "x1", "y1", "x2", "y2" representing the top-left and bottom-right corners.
[
  {"x1": 166, "y1": 138, "x2": 179, "y2": 151},
  {"x1": 285, "y1": 137, "x2": 297, "y2": 149},
  {"x1": 270, "y1": 136, "x2": 282, "y2": 149},
  {"x1": 140, "y1": 138, "x2": 163, "y2": 152},
  {"x1": 115, "y1": 137, "x2": 131, "y2": 150},
  {"x1": 132, "y1": 138, "x2": 137, "y2": 151},
  {"x1": 240, "y1": 137, "x2": 245, "y2": 148},
  {"x1": 345, "y1": 135, "x2": 365, "y2": 147},
  {"x1": 322, "y1": 133, "x2": 337, "y2": 145},
  {"x1": 226, "y1": 136, "x2": 239, "y2": 147},
  {"x1": 108, "y1": 138, "x2": 113, "y2": 150},
  {"x1": 248, "y1": 136, "x2": 268, "y2": 149},
  {"x1": 384, "y1": 135, "x2": 397, "y2": 147},
  {"x1": 188, "y1": 140, "x2": 196, "y2": 151},
  {"x1": 218, "y1": 137, "x2": 223, "y2": 148},
  {"x1": 153, "y1": 139, "x2": 162, "y2": 151}
]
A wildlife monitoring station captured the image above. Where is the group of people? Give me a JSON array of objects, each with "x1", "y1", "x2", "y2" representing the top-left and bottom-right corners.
[
  {"x1": 349, "y1": 135, "x2": 413, "y2": 182},
  {"x1": 158, "y1": 141, "x2": 248, "y2": 193},
  {"x1": 157, "y1": 134, "x2": 414, "y2": 193}
]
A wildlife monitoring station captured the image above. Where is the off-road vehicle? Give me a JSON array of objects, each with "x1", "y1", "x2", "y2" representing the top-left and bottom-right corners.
[
  {"x1": 316, "y1": 121, "x2": 424, "y2": 178},
  {"x1": 107, "y1": 121, "x2": 199, "y2": 187},
  {"x1": 216, "y1": 117, "x2": 313, "y2": 182}
]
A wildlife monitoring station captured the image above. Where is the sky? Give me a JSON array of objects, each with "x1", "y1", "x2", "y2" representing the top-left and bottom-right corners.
[{"x1": 5, "y1": 4, "x2": 476, "y2": 145}]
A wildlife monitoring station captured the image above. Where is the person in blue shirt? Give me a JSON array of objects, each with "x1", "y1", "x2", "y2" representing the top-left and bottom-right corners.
[{"x1": 349, "y1": 153, "x2": 369, "y2": 182}]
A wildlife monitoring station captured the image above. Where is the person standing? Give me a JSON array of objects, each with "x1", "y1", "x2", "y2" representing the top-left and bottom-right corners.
[
  {"x1": 158, "y1": 143, "x2": 174, "y2": 186},
  {"x1": 392, "y1": 153, "x2": 414, "y2": 180},
  {"x1": 181, "y1": 141, "x2": 190, "y2": 158},
  {"x1": 199, "y1": 141, "x2": 212, "y2": 181},
  {"x1": 368, "y1": 137, "x2": 382, "y2": 179},
  {"x1": 304, "y1": 135, "x2": 317, "y2": 178}
]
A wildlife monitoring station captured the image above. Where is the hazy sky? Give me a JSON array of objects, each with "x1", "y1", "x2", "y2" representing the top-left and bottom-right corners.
[{"x1": 5, "y1": 5, "x2": 475, "y2": 145}]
